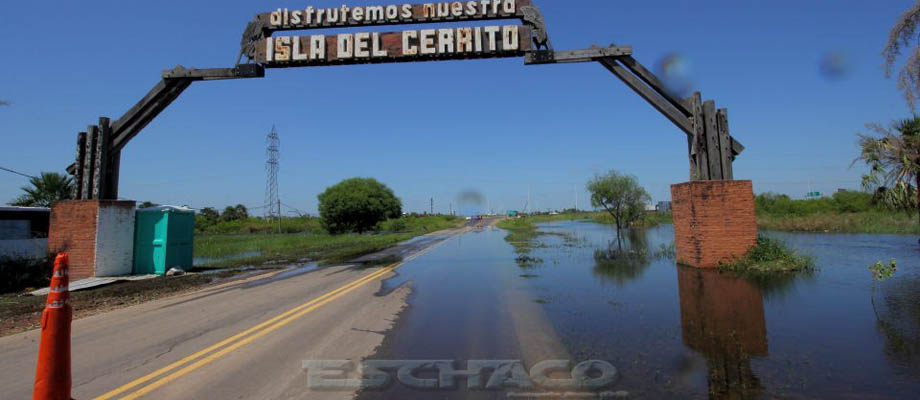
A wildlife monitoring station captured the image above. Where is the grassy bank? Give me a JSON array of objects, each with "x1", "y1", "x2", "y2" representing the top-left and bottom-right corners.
[
  {"x1": 195, "y1": 215, "x2": 464, "y2": 268},
  {"x1": 755, "y1": 191, "x2": 919, "y2": 234},
  {"x1": 196, "y1": 216, "x2": 325, "y2": 235},
  {"x1": 518, "y1": 211, "x2": 672, "y2": 228},
  {"x1": 757, "y1": 211, "x2": 919, "y2": 234}
]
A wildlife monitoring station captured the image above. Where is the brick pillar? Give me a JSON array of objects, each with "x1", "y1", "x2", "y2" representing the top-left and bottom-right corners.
[
  {"x1": 48, "y1": 200, "x2": 136, "y2": 279},
  {"x1": 671, "y1": 180, "x2": 756, "y2": 268}
]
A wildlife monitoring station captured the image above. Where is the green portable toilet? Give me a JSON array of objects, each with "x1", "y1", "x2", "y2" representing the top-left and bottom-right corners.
[{"x1": 133, "y1": 206, "x2": 195, "y2": 275}]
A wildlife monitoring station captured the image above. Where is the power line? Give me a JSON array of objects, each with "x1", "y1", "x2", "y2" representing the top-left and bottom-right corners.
[{"x1": 0, "y1": 165, "x2": 37, "y2": 179}]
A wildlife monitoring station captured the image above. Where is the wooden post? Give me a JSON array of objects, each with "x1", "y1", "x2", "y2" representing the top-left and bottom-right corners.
[
  {"x1": 92, "y1": 119, "x2": 110, "y2": 199},
  {"x1": 703, "y1": 100, "x2": 722, "y2": 180},
  {"x1": 73, "y1": 132, "x2": 87, "y2": 200},
  {"x1": 688, "y1": 92, "x2": 708, "y2": 180},
  {"x1": 82, "y1": 127, "x2": 98, "y2": 200},
  {"x1": 717, "y1": 109, "x2": 734, "y2": 180},
  {"x1": 107, "y1": 151, "x2": 121, "y2": 200}
]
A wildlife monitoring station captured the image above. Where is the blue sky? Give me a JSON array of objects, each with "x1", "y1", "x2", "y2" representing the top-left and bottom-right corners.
[{"x1": 0, "y1": 0, "x2": 913, "y2": 215}]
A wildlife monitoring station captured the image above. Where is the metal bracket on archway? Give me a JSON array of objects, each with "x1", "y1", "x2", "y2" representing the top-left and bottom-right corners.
[{"x1": 525, "y1": 45, "x2": 744, "y2": 181}]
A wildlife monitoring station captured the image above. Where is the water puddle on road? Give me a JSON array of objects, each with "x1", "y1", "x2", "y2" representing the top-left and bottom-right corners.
[{"x1": 355, "y1": 221, "x2": 920, "y2": 399}]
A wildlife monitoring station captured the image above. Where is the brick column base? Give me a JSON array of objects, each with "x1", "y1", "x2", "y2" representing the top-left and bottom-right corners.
[
  {"x1": 48, "y1": 200, "x2": 136, "y2": 279},
  {"x1": 671, "y1": 181, "x2": 756, "y2": 268}
]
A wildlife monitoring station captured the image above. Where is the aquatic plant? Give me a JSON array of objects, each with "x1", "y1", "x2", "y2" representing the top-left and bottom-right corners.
[
  {"x1": 870, "y1": 259, "x2": 899, "y2": 282},
  {"x1": 869, "y1": 259, "x2": 899, "y2": 321},
  {"x1": 720, "y1": 236, "x2": 815, "y2": 273}
]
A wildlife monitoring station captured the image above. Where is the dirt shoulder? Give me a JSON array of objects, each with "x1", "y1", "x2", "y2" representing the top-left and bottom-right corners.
[{"x1": 0, "y1": 269, "x2": 285, "y2": 337}]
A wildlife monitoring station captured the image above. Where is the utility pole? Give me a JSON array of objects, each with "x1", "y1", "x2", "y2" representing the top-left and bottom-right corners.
[
  {"x1": 449, "y1": 202, "x2": 453, "y2": 216},
  {"x1": 574, "y1": 184, "x2": 578, "y2": 212},
  {"x1": 264, "y1": 125, "x2": 281, "y2": 234},
  {"x1": 430, "y1": 198, "x2": 434, "y2": 215},
  {"x1": 527, "y1": 185, "x2": 531, "y2": 213}
]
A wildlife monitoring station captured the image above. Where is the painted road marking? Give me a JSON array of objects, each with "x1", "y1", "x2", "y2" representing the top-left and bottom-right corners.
[
  {"x1": 93, "y1": 264, "x2": 397, "y2": 400},
  {"x1": 95, "y1": 235, "x2": 453, "y2": 400}
]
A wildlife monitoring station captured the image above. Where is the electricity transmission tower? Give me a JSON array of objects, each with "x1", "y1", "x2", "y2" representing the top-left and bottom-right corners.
[{"x1": 264, "y1": 125, "x2": 281, "y2": 233}]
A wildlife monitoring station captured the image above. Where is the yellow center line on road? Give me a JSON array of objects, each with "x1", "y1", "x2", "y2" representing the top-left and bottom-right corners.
[{"x1": 93, "y1": 263, "x2": 399, "y2": 400}]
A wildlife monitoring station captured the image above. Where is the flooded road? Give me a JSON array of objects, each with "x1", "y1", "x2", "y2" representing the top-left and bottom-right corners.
[{"x1": 357, "y1": 221, "x2": 920, "y2": 399}]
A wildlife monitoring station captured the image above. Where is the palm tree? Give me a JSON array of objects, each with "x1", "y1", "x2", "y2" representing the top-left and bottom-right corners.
[
  {"x1": 884, "y1": 1, "x2": 920, "y2": 110},
  {"x1": 9, "y1": 172, "x2": 74, "y2": 207},
  {"x1": 856, "y1": 116, "x2": 920, "y2": 225}
]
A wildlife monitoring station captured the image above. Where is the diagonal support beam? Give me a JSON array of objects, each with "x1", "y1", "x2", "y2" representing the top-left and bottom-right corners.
[
  {"x1": 616, "y1": 55, "x2": 692, "y2": 117},
  {"x1": 597, "y1": 57, "x2": 695, "y2": 136},
  {"x1": 65, "y1": 64, "x2": 265, "y2": 194}
]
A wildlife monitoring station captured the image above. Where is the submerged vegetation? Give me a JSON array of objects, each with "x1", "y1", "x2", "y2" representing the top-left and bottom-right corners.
[{"x1": 720, "y1": 236, "x2": 815, "y2": 274}]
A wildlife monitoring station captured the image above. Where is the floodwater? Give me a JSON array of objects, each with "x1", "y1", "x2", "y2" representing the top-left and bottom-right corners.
[{"x1": 356, "y1": 221, "x2": 920, "y2": 399}]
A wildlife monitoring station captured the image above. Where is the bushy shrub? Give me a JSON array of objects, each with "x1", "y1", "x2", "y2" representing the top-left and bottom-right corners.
[
  {"x1": 720, "y1": 236, "x2": 815, "y2": 273},
  {"x1": 755, "y1": 190, "x2": 877, "y2": 216},
  {"x1": 318, "y1": 178, "x2": 402, "y2": 234},
  {"x1": 0, "y1": 255, "x2": 53, "y2": 294},
  {"x1": 377, "y1": 215, "x2": 459, "y2": 233},
  {"x1": 197, "y1": 217, "x2": 324, "y2": 235}
]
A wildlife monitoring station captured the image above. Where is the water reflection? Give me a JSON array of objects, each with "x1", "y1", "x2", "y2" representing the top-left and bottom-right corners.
[
  {"x1": 875, "y1": 274, "x2": 920, "y2": 378},
  {"x1": 592, "y1": 229, "x2": 651, "y2": 286},
  {"x1": 677, "y1": 266, "x2": 767, "y2": 399}
]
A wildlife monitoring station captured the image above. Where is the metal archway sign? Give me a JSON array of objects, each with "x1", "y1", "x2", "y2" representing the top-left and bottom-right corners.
[{"x1": 66, "y1": 0, "x2": 743, "y2": 200}]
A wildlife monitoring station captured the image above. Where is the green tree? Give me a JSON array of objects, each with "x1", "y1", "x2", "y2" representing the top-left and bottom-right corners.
[
  {"x1": 318, "y1": 178, "x2": 402, "y2": 234},
  {"x1": 856, "y1": 116, "x2": 920, "y2": 224},
  {"x1": 233, "y1": 204, "x2": 249, "y2": 220},
  {"x1": 138, "y1": 201, "x2": 159, "y2": 209},
  {"x1": 199, "y1": 207, "x2": 220, "y2": 223},
  {"x1": 220, "y1": 204, "x2": 249, "y2": 222},
  {"x1": 587, "y1": 170, "x2": 650, "y2": 235},
  {"x1": 9, "y1": 172, "x2": 73, "y2": 207},
  {"x1": 884, "y1": 1, "x2": 920, "y2": 110}
]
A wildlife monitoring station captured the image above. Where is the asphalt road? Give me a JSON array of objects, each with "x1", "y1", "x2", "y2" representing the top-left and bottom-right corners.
[{"x1": 0, "y1": 230, "x2": 462, "y2": 400}]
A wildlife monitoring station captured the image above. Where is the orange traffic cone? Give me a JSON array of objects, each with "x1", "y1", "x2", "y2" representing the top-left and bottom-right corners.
[{"x1": 33, "y1": 253, "x2": 72, "y2": 400}]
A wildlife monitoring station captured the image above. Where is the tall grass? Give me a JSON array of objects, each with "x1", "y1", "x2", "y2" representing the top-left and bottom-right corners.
[
  {"x1": 755, "y1": 191, "x2": 918, "y2": 234},
  {"x1": 196, "y1": 217, "x2": 325, "y2": 235},
  {"x1": 194, "y1": 233, "x2": 417, "y2": 267},
  {"x1": 194, "y1": 215, "x2": 464, "y2": 268},
  {"x1": 757, "y1": 212, "x2": 920, "y2": 234},
  {"x1": 376, "y1": 215, "x2": 461, "y2": 233}
]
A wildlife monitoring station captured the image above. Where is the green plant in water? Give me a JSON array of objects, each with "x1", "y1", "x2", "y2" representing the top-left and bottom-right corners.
[
  {"x1": 869, "y1": 259, "x2": 898, "y2": 282},
  {"x1": 720, "y1": 236, "x2": 815, "y2": 273},
  {"x1": 869, "y1": 259, "x2": 898, "y2": 320}
]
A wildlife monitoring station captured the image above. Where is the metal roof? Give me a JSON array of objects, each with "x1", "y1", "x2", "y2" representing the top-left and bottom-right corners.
[{"x1": 0, "y1": 206, "x2": 51, "y2": 213}]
